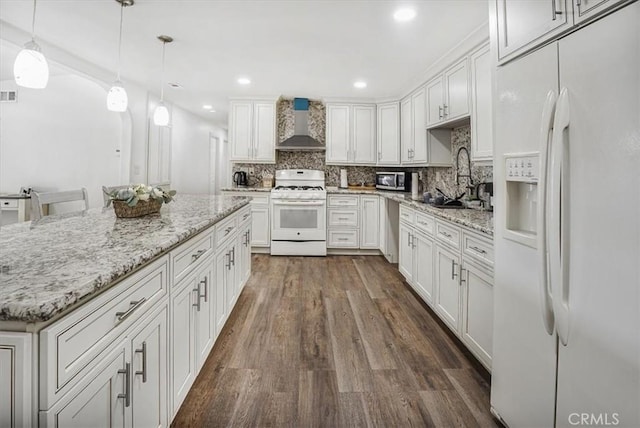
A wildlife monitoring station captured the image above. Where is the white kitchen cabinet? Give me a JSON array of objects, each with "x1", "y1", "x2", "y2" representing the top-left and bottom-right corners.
[
  {"x1": 229, "y1": 99, "x2": 276, "y2": 163},
  {"x1": 216, "y1": 240, "x2": 237, "y2": 328},
  {"x1": 193, "y1": 262, "x2": 216, "y2": 372},
  {"x1": 426, "y1": 58, "x2": 470, "y2": 128},
  {"x1": 327, "y1": 194, "x2": 359, "y2": 249},
  {"x1": 360, "y1": 196, "x2": 379, "y2": 249},
  {"x1": 399, "y1": 208, "x2": 435, "y2": 304},
  {"x1": 470, "y1": 43, "x2": 494, "y2": 163},
  {"x1": 326, "y1": 104, "x2": 376, "y2": 165},
  {"x1": 222, "y1": 192, "x2": 269, "y2": 249},
  {"x1": 398, "y1": 223, "x2": 414, "y2": 280},
  {"x1": 461, "y1": 259, "x2": 494, "y2": 369},
  {"x1": 0, "y1": 333, "x2": 31, "y2": 428},
  {"x1": 400, "y1": 87, "x2": 427, "y2": 165},
  {"x1": 41, "y1": 339, "x2": 130, "y2": 428},
  {"x1": 434, "y1": 243, "x2": 462, "y2": 333},
  {"x1": 573, "y1": 0, "x2": 628, "y2": 24},
  {"x1": 400, "y1": 97, "x2": 412, "y2": 164},
  {"x1": 492, "y1": 0, "x2": 572, "y2": 63},
  {"x1": 376, "y1": 102, "x2": 401, "y2": 165},
  {"x1": 237, "y1": 221, "x2": 252, "y2": 291},
  {"x1": 379, "y1": 198, "x2": 399, "y2": 263}
]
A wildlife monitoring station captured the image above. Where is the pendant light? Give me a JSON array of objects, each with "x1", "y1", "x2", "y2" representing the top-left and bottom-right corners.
[
  {"x1": 153, "y1": 35, "x2": 173, "y2": 126},
  {"x1": 107, "y1": 0, "x2": 134, "y2": 112},
  {"x1": 14, "y1": 0, "x2": 49, "y2": 89}
]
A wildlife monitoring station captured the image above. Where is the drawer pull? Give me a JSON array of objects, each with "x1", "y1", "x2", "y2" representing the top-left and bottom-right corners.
[
  {"x1": 338, "y1": 217, "x2": 350, "y2": 221},
  {"x1": 117, "y1": 362, "x2": 131, "y2": 407},
  {"x1": 418, "y1": 221, "x2": 429, "y2": 226},
  {"x1": 243, "y1": 213, "x2": 250, "y2": 220},
  {"x1": 338, "y1": 238, "x2": 350, "y2": 241},
  {"x1": 224, "y1": 226, "x2": 234, "y2": 236},
  {"x1": 115, "y1": 298, "x2": 147, "y2": 322},
  {"x1": 135, "y1": 342, "x2": 147, "y2": 383},
  {"x1": 191, "y1": 249, "x2": 207, "y2": 262},
  {"x1": 469, "y1": 245, "x2": 487, "y2": 255},
  {"x1": 440, "y1": 231, "x2": 452, "y2": 239}
]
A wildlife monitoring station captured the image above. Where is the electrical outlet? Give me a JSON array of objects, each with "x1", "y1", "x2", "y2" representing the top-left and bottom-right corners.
[
  {"x1": 436, "y1": 171, "x2": 441, "y2": 181},
  {"x1": 418, "y1": 171, "x2": 423, "y2": 180},
  {"x1": 248, "y1": 167, "x2": 254, "y2": 175}
]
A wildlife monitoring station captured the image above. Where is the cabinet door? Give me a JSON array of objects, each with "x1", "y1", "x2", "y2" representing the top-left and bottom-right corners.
[
  {"x1": 194, "y1": 263, "x2": 216, "y2": 370},
  {"x1": 400, "y1": 97, "x2": 413, "y2": 163},
  {"x1": 377, "y1": 102, "x2": 400, "y2": 165},
  {"x1": 378, "y1": 197, "x2": 387, "y2": 254},
  {"x1": 426, "y1": 76, "x2": 444, "y2": 127},
  {"x1": 352, "y1": 105, "x2": 376, "y2": 164},
  {"x1": 470, "y1": 44, "x2": 494, "y2": 162},
  {"x1": 461, "y1": 261, "x2": 494, "y2": 369},
  {"x1": 229, "y1": 101, "x2": 253, "y2": 161},
  {"x1": 170, "y1": 279, "x2": 196, "y2": 415},
  {"x1": 131, "y1": 305, "x2": 168, "y2": 428},
  {"x1": 360, "y1": 196, "x2": 379, "y2": 249},
  {"x1": 494, "y1": 0, "x2": 572, "y2": 62},
  {"x1": 215, "y1": 249, "x2": 229, "y2": 335},
  {"x1": 573, "y1": 0, "x2": 627, "y2": 24},
  {"x1": 238, "y1": 224, "x2": 252, "y2": 289},
  {"x1": 250, "y1": 204, "x2": 270, "y2": 247},
  {"x1": 0, "y1": 333, "x2": 31, "y2": 428},
  {"x1": 226, "y1": 244, "x2": 238, "y2": 312},
  {"x1": 434, "y1": 244, "x2": 461, "y2": 333},
  {"x1": 326, "y1": 104, "x2": 350, "y2": 164},
  {"x1": 398, "y1": 224, "x2": 414, "y2": 281},
  {"x1": 413, "y1": 232, "x2": 435, "y2": 305},
  {"x1": 444, "y1": 58, "x2": 469, "y2": 121},
  {"x1": 253, "y1": 102, "x2": 276, "y2": 162},
  {"x1": 411, "y1": 87, "x2": 427, "y2": 163},
  {"x1": 42, "y1": 341, "x2": 130, "y2": 428}
]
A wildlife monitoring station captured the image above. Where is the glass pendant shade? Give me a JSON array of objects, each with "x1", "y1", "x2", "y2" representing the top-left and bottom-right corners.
[
  {"x1": 153, "y1": 102, "x2": 169, "y2": 126},
  {"x1": 14, "y1": 41, "x2": 49, "y2": 89},
  {"x1": 107, "y1": 82, "x2": 128, "y2": 112}
]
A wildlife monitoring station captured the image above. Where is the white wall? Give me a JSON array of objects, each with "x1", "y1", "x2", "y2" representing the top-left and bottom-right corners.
[{"x1": 0, "y1": 74, "x2": 123, "y2": 211}]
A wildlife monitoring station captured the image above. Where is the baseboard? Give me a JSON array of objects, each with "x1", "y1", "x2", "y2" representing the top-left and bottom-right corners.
[
  {"x1": 250, "y1": 247, "x2": 270, "y2": 254},
  {"x1": 326, "y1": 248, "x2": 382, "y2": 256}
]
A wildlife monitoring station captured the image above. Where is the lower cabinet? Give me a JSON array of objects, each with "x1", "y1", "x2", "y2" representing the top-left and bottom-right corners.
[
  {"x1": 461, "y1": 260, "x2": 494, "y2": 369},
  {"x1": 237, "y1": 221, "x2": 252, "y2": 291},
  {"x1": 434, "y1": 244, "x2": 462, "y2": 332},
  {"x1": 215, "y1": 239, "x2": 238, "y2": 334},
  {"x1": 250, "y1": 203, "x2": 270, "y2": 247},
  {"x1": 327, "y1": 194, "x2": 380, "y2": 250},
  {"x1": 360, "y1": 195, "x2": 379, "y2": 249},
  {"x1": 0, "y1": 332, "x2": 32, "y2": 428},
  {"x1": 399, "y1": 222, "x2": 434, "y2": 304}
]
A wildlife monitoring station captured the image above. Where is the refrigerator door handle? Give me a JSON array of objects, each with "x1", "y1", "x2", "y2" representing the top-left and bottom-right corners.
[
  {"x1": 537, "y1": 90, "x2": 557, "y2": 335},
  {"x1": 549, "y1": 87, "x2": 571, "y2": 346}
]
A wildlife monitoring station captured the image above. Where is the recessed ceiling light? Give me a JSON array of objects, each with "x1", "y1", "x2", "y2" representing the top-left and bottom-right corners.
[
  {"x1": 209, "y1": 110, "x2": 216, "y2": 113},
  {"x1": 237, "y1": 77, "x2": 251, "y2": 85},
  {"x1": 203, "y1": 104, "x2": 213, "y2": 109},
  {"x1": 168, "y1": 82, "x2": 182, "y2": 89},
  {"x1": 354, "y1": 81, "x2": 367, "y2": 89},
  {"x1": 394, "y1": 8, "x2": 416, "y2": 22}
]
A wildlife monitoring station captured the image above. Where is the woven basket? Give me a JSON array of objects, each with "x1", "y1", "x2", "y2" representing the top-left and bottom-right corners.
[{"x1": 113, "y1": 199, "x2": 162, "y2": 218}]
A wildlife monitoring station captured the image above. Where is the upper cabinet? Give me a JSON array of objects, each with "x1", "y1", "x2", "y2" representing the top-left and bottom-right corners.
[
  {"x1": 229, "y1": 99, "x2": 276, "y2": 163},
  {"x1": 326, "y1": 103, "x2": 376, "y2": 165},
  {"x1": 470, "y1": 43, "x2": 493, "y2": 163},
  {"x1": 400, "y1": 86, "x2": 427, "y2": 165},
  {"x1": 376, "y1": 102, "x2": 401, "y2": 166},
  {"x1": 426, "y1": 58, "x2": 470, "y2": 128},
  {"x1": 492, "y1": 0, "x2": 628, "y2": 64}
]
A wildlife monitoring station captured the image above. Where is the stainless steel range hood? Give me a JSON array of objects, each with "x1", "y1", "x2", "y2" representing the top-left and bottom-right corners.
[{"x1": 277, "y1": 98, "x2": 325, "y2": 151}]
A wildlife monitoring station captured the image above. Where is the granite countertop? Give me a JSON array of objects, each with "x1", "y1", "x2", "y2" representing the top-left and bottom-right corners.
[
  {"x1": 221, "y1": 187, "x2": 272, "y2": 192},
  {"x1": 0, "y1": 193, "x2": 31, "y2": 199},
  {"x1": 327, "y1": 188, "x2": 493, "y2": 236},
  {"x1": 0, "y1": 195, "x2": 250, "y2": 323}
]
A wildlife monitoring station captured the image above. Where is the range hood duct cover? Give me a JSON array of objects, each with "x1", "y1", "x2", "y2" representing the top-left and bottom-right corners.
[{"x1": 277, "y1": 98, "x2": 325, "y2": 151}]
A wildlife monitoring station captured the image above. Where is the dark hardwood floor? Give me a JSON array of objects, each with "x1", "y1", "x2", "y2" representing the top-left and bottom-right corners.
[{"x1": 172, "y1": 255, "x2": 497, "y2": 427}]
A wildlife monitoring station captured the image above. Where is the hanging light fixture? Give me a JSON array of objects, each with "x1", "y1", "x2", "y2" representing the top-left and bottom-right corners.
[
  {"x1": 107, "y1": 0, "x2": 134, "y2": 112},
  {"x1": 153, "y1": 35, "x2": 173, "y2": 126},
  {"x1": 14, "y1": 0, "x2": 49, "y2": 88}
]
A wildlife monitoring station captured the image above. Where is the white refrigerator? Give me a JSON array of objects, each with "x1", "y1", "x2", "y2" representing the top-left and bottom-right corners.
[{"x1": 491, "y1": 3, "x2": 640, "y2": 428}]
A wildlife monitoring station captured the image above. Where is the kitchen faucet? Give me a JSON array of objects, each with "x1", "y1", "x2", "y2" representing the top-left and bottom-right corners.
[{"x1": 455, "y1": 147, "x2": 474, "y2": 196}]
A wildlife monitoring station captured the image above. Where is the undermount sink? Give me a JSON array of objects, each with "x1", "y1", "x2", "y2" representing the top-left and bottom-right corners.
[{"x1": 432, "y1": 204, "x2": 468, "y2": 209}]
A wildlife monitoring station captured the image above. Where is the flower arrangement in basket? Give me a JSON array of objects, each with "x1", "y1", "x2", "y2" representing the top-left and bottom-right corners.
[{"x1": 104, "y1": 184, "x2": 177, "y2": 218}]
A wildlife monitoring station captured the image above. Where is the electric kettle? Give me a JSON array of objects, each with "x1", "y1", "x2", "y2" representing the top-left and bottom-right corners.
[{"x1": 233, "y1": 171, "x2": 248, "y2": 187}]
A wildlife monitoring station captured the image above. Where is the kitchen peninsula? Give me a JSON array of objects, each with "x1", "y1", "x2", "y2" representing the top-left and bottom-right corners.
[{"x1": 0, "y1": 194, "x2": 252, "y2": 427}]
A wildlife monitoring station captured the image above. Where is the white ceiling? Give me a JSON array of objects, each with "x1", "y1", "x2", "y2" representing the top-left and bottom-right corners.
[{"x1": 0, "y1": 0, "x2": 489, "y2": 128}]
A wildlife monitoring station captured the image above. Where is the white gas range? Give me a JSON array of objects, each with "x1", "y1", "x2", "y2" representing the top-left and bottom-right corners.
[{"x1": 270, "y1": 169, "x2": 327, "y2": 256}]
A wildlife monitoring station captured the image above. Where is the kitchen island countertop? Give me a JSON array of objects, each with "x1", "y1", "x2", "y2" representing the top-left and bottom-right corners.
[{"x1": 0, "y1": 195, "x2": 250, "y2": 323}]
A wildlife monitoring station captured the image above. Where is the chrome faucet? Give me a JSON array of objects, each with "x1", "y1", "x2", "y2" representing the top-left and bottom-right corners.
[{"x1": 455, "y1": 146, "x2": 474, "y2": 195}]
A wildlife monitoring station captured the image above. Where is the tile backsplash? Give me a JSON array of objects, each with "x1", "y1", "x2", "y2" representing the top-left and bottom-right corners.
[{"x1": 231, "y1": 98, "x2": 492, "y2": 202}]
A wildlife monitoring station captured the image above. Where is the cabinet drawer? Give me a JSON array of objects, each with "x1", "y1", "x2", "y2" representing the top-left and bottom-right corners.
[
  {"x1": 249, "y1": 195, "x2": 269, "y2": 205},
  {"x1": 328, "y1": 195, "x2": 359, "y2": 208},
  {"x1": 463, "y1": 232, "x2": 494, "y2": 268},
  {"x1": 215, "y1": 214, "x2": 238, "y2": 247},
  {"x1": 171, "y1": 231, "x2": 214, "y2": 285},
  {"x1": 328, "y1": 208, "x2": 358, "y2": 228},
  {"x1": 238, "y1": 204, "x2": 252, "y2": 225},
  {"x1": 399, "y1": 204, "x2": 416, "y2": 225},
  {"x1": 0, "y1": 199, "x2": 18, "y2": 209},
  {"x1": 415, "y1": 212, "x2": 434, "y2": 236},
  {"x1": 435, "y1": 220, "x2": 461, "y2": 250},
  {"x1": 40, "y1": 256, "x2": 169, "y2": 409},
  {"x1": 327, "y1": 229, "x2": 359, "y2": 248}
]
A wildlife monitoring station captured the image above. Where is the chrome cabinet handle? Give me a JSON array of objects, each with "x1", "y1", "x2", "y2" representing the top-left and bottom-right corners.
[
  {"x1": 243, "y1": 213, "x2": 250, "y2": 220},
  {"x1": 224, "y1": 226, "x2": 233, "y2": 236},
  {"x1": 115, "y1": 298, "x2": 147, "y2": 322},
  {"x1": 192, "y1": 249, "x2": 206, "y2": 262},
  {"x1": 460, "y1": 266, "x2": 466, "y2": 286},
  {"x1": 230, "y1": 247, "x2": 235, "y2": 266},
  {"x1": 443, "y1": 104, "x2": 448, "y2": 117},
  {"x1": 226, "y1": 252, "x2": 231, "y2": 270},
  {"x1": 192, "y1": 285, "x2": 201, "y2": 311},
  {"x1": 469, "y1": 245, "x2": 487, "y2": 255},
  {"x1": 378, "y1": 151, "x2": 382, "y2": 160},
  {"x1": 338, "y1": 217, "x2": 350, "y2": 221},
  {"x1": 118, "y1": 362, "x2": 131, "y2": 407},
  {"x1": 412, "y1": 235, "x2": 416, "y2": 249},
  {"x1": 440, "y1": 231, "x2": 452, "y2": 239},
  {"x1": 135, "y1": 342, "x2": 147, "y2": 383},
  {"x1": 407, "y1": 231, "x2": 412, "y2": 247},
  {"x1": 200, "y1": 277, "x2": 208, "y2": 302},
  {"x1": 338, "y1": 238, "x2": 349, "y2": 241},
  {"x1": 438, "y1": 105, "x2": 443, "y2": 119},
  {"x1": 451, "y1": 260, "x2": 458, "y2": 280},
  {"x1": 551, "y1": 0, "x2": 562, "y2": 20}
]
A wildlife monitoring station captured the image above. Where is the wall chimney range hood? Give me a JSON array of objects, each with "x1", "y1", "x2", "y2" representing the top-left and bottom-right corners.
[{"x1": 277, "y1": 98, "x2": 325, "y2": 151}]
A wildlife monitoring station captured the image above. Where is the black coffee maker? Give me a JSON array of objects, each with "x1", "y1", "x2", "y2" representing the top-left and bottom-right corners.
[{"x1": 233, "y1": 171, "x2": 248, "y2": 187}]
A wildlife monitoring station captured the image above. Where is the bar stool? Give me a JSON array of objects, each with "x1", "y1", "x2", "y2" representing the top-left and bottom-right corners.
[{"x1": 30, "y1": 188, "x2": 89, "y2": 220}]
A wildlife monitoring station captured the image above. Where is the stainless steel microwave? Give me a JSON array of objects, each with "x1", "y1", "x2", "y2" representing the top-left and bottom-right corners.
[{"x1": 375, "y1": 171, "x2": 412, "y2": 191}]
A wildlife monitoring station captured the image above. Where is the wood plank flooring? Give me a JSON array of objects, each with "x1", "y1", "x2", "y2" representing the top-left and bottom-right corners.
[{"x1": 171, "y1": 255, "x2": 498, "y2": 428}]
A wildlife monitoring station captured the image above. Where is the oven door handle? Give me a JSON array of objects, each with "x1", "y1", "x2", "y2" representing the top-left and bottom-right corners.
[{"x1": 271, "y1": 200, "x2": 326, "y2": 206}]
